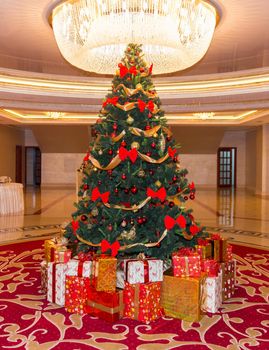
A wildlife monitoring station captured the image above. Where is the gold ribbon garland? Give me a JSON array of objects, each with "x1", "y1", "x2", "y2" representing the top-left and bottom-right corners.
[
  {"x1": 115, "y1": 83, "x2": 158, "y2": 99},
  {"x1": 104, "y1": 197, "x2": 151, "y2": 211},
  {"x1": 76, "y1": 228, "x2": 168, "y2": 251}
]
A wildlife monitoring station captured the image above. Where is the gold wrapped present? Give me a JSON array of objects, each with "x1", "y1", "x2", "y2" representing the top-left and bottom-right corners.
[
  {"x1": 161, "y1": 272, "x2": 205, "y2": 322},
  {"x1": 93, "y1": 255, "x2": 117, "y2": 292},
  {"x1": 206, "y1": 234, "x2": 228, "y2": 262}
]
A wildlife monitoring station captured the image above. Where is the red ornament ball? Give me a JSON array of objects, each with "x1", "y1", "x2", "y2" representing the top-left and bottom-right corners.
[
  {"x1": 81, "y1": 215, "x2": 87, "y2": 221},
  {"x1": 113, "y1": 123, "x2": 118, "y2": 130},
  {"x1": 107, "y1": 170, "x2": 113, "y2": 175},
  {"x1": 151, "y1": 142, "x2": 156, "y2": 149},
  {"x1": 172, "y1": 175, "x2": 177, "y2": 182},
  {"x1": 108, "y1": 149, "x2": 113, "y2": 155},
  {"x1": 114, "y1": 188, "x2": 119, "y2": 194},
  {"x1": 124, "y1": 188, "x2": 129, "y2": 194},
  {"x1": 145, "y1": 125, "x2": 151, "y2": 130},
  {"x1": 146, "y1": 152, "x2": 152, "y2": 157},
  {"x1": 107, "y1": 224, "x2": 113, "y2": 231},
  {"x1": 184, "y1": 196, "x2": 188, "y2": 201},
  {"x1": 121, "y1": 140, "x2": 127, "y2": 147},
  {"x1": 190, "y1": 194, "x2": 195, "y2": 200},
  {"x1": 142, "y1": 216, "x2": 147, "y2": 223},
  {"x1": 98, "y1": 180, "x2": 102, "y2": 185},
  {"x1": 166, "y1": 136, "x2": 172, "y2": 142},
  {"x1": 148, "y1": 113, "x2": 152, "y2": 119},
  {"x1": 140, "y1": 67, "x2": 144, "y2": 72},
  {"x1": 131, "y1": 186, "x2": 138, "y2": 194},
  {"x1": 149, "y1": 170, "x2": 154, "y2": 176},
  {"x1": 169, "y1": 201, "x2": 175, "y2": 208},
  {"x1": 137, "y1": 217, "x2": 143, "y2": 225},
  {"x1": 122, "y1": 173, "x2": 127, "y2": 180},
  {"x1": 111, "y1": 132, "x2": 116, "y2": 138},
  {"x1": 173, "y1": 156, "x2": 178, "y2": 163},
  {"x1": 176, "y1": 187, "x2": 181, "y2": 193},
  {"x1": 83, "y1": 184, "x2": 89, "y2": 190}
]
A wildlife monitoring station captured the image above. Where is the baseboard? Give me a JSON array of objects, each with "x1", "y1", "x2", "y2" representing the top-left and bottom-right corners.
[{"x1": 41, "y1": 183, "x2": 76, "y2": 189}]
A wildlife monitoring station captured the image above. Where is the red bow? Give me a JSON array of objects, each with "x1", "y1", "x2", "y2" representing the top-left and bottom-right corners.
[
  {"x1": 211, "y1": 233, "x2": 221, "y2": 240},
  {"x1": 197, "y1": 238, "x2": 209, "y2": 246},
  {"x1": 101, "y1": 239, "x2": 120, "y2": 257},
  {"x1": 189, "y1": 182, "x2": 195, "y2": 191},
  {"x1": 190, "y1": 224, "x2": 200, "y2": 235},
  {"x1": 149, "y1": 64, "x2": 153, "y2": 75},
  {"x1": 119, "y1": 147, "x2": 138, "y2": 163},
  {"x1": 71, "y1": 220, "x2": 79, "y2": 234},
  {"x1": 118, "y1": 63, "x2": 137, "y2": 78},
  {"x1": 164, "y1": 215, "x2": 186, "y2": 230},
  {"x1": 91, "y1": 187, "x2": 110, "y2": 203},
  {"x1": 168, "y1": 146, "x2": 177, "y2": 158},
  {"x1": 102, "y1": 96, "x2": 119, "y2": 108},
  {"x1": 83, "y1": 152, "x2": 90, "y2": 162},
  {"x1": 147, "y1": 187, "x2": 167, "y2": 202},
  {"x1": 137, "y1": 99, "x2": 155, "y2": 112}
]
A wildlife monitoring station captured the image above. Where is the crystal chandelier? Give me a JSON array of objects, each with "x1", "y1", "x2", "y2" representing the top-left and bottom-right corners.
[{"x1": 51, "y1": 0, "x2": 218, "y2": 75}]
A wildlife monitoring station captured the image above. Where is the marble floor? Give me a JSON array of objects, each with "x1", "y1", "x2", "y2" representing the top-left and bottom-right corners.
[{"x1": 0, "y1": 186, "x2": 269, "y2": 249}]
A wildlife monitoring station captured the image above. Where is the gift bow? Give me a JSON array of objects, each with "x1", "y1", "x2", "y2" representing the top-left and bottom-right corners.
[
  {"x1": 91, "y1": 187, "x2": 110, "y2": 203},
  {"x1": 83, "y1": 152, "x2": 90, "y2": 162},
  {"x1": 147, "y1": 187, "x2": 167, "y2": 201},
  {"x1": 119, "y1": 146, "x2": 138, "y2": 163},
  {"x1": 189, "y1": 181, "x2": 195, "y2": 191},
  {"x1": 149, "y1": 63, "x2": 153, "y2": 75},
  {"x1": 164, "y1": 215, "x2": 186, "y2": 230},
  {"x1": 197, "y1": 238, "x2": 209, "y2": 246},
  {"x1": 102, "y1": 96, "x2": 119, "y2": 108},
  {"x1": 190, "y1": 224, "x2": 200, "y2": 235},
  {"x1": 101, "y1": 239, "x2": 120, "y2": 257},
  {"x1": 71, "y1": 220, "x2": 79, "y2": 233},
  {"x1": 137, "y1": 99, "x2": 155, "y2": 112},
  {"x1": 118, "y1": 63, "x2": 137, "y2": 78},
  {"x1": 211, "y1": 233, "x2": 221, "y2": 240},
  {"x1": 168, "y1": 146, "x2": 177, "y2": 158}
]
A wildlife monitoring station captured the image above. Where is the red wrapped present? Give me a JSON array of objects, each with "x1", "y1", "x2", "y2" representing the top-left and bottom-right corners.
[
  {"x1": 201, "y1": 259, "x2": 220, "y2": 277},
  {"x1": 123, "y1": 282, "x2": 163, "y2": 323},
  {"x1": 87, "y1": 286, "x2": 124, "y2": 322},
  {"x1": 206, "y1": 234, "x2": 228, "y2": 262},
  {"x1": 93, "y1": 255, "x2": 117, "y2": 292},
  {"x1": 54, "y1": 247, "x2": 71, "y2": 263},
  {"x1": 220, "y1": 259, "x2": 236, "y2": 300},
  {"x1": 227, "y1": 245, "x2": 233, "y2": 261},
  {"x1": 172, "y1": 250, "x2": 201, "y2": 277}
]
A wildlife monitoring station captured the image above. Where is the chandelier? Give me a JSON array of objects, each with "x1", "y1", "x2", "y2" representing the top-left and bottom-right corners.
[{"x1": 51, "y1": 0, "x2": 218, "y2": 75}]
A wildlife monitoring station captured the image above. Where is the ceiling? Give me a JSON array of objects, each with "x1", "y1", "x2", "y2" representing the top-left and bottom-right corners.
[{"x1": 0, "y1": 0, "x2": 269, "y2": 77}]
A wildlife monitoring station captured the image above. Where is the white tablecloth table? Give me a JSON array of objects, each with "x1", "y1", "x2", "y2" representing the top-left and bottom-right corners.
[{"x1": 0, "y1": 183, "x2": 24, "y2": 215}]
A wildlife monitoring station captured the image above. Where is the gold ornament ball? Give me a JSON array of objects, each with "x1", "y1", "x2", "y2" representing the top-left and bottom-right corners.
[
  {"x1": 131, "y1": 142, "x2": 140, "y2": 149},
  {"x1": 127, "y1": 115, "x2": 134, "y2": 125},
  {"x1": 93, "y1": 167, "x2": 98, "y2": 172},
  {"x1": 153, "y1": 133, "x2": 158, "y2": 138},
  {"x1": 136, "y1": 83, "x2": 142, "y2": 90},
  {"x1": 155, "y1": 180, "x2": 162, "y2": 188}
]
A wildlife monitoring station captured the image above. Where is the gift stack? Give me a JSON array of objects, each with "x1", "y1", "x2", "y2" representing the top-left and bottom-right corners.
[{"x1": 161, "y1": 234, "x2": 236, "y2": 321}]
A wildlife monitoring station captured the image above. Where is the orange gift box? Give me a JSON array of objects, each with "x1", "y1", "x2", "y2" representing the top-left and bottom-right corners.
[
  {"x1": 93, "y1": 255, "x2": 117, "y2": 292},
  {"x1": 161, "y1": 272, "x2": 205, "y2": 322},
  {"x1": 123, "y1": 282, "x2": 163, "y2": 323},
  {"x1": 87, "y1": 286, "x2": 124, "y2": 322}
]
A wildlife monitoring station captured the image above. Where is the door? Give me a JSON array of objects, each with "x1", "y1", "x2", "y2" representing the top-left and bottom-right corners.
[
  {"x1": 15, "y1": 145, "x2": 23, "y2": 183},
  {"x1": 217, "y1": 147, "x2": 237, "y2": 188},
  {"x1": 25, "y1": 147, "x2": 41, "y2": 186}
]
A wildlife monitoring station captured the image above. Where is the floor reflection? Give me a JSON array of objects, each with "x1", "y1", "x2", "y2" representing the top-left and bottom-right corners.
[{"x1": 217, "y1": 188, "x2": 235, "y2": 227}]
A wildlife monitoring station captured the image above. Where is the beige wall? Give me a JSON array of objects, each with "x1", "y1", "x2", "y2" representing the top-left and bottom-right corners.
[
  {"x1": 42, "y1": 153, "x2": 84, "y2": 186},
  {"x1": 0, "y1": 125, "x2": 24, "y2": 180},
  {"x1": 246, "y1": 129, "x2": 257, "y2": 192}
]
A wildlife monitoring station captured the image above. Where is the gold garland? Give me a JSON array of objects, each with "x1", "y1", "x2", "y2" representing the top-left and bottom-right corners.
[
  {"x1": 104, "y1": 197, "x2": 151, "y2": 211},
  {"x1": 115, "y1": 83, "x2": 158, "y2": 98},
  {"x1": 76, "y1": 228, "x2": 168, "y2": 251}
]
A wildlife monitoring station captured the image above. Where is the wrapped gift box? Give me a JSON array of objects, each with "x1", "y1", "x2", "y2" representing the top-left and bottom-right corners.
[
  {"x1": 87, "y1": 286, "x2": 124, "y2": 322},
  {"x1": 202, "y1": 259, "x2": 220, "y2": 277},
  {"x1": 44, "y1": 239, "x2": 58, "y2": 263},
  {"x1": 172, "y1": 253, "x2": 201, "y2": 277},
  {"x1": 66, "y1": 259, "x2": 92, "y2": 277},
  {"x1": 93, "y1": 255, "x2": 117, "y2": 292},
  {"x1": 123, "y1": 281, "x2": 163, "y2": 323},
  {"x1": 40, "y1": 260, "x2": 48, "y2": 294},
  {"x1": 227, "y1": 245, "x2": 233, "y2": 261},
  {"x1": 47, "y1": 262, "x2": 68, "y2": 306},
  {"x1": 65, "y1": 276, "x2": 91, "y2": 314},
  {"x1": 161, "y1": 272, "x2": 205, "y2": 322},
  {"x1": 220, "y1": 259, "x2": 236, "y2": 300},
  {"x1": 202, "y1": 270, "x2": 222, "y2": 313},
  {"x1": 54, "y1": 247, "x2": 72, "y2": 263},
  {"x1": 206, "y1": 234, "x2": 228, "y2": 262},
  {"x1": 123, "y1": 258, "x2": 163, "y2": 284},
  {"x1": 195, "y1": 244, "x2": 212, "y2": 260}
]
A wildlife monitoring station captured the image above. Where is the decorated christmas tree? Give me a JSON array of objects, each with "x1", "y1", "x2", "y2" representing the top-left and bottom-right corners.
[{"x1": 64, "y1": 43, "x2": 207, "y2": 259}]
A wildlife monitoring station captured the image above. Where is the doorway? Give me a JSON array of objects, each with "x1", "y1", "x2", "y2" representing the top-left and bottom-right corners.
[
  {"x1": 15, "y1": 145, "x2": 23, "y2": 183},
  {"x1": 25, "y1": 147, "x2": 41, "y2": 186},
  {"x1": 217, "y1": 147, "x2": 237, "y2": 188}
]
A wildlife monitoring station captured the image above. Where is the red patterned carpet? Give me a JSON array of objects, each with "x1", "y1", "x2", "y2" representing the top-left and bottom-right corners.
[{"x1": 0, "y1": 240, "x2": 268, "y2": 350}]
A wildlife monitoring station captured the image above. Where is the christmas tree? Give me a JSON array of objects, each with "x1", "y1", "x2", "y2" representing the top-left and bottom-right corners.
[{"x1": 65, "y1": 43, "x2": 207, "y2": 259}]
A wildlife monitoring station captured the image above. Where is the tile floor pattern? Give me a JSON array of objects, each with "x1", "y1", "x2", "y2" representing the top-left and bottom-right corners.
[{"x1": 0, "y1": 186, "x2": 268, "y2": 249}]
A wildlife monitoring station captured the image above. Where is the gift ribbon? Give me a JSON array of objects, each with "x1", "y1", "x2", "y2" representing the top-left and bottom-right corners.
[
  {"x1": 87, "y1": 290, "x2": 124, "y2": 317},
  {"x1": 184, "y1": 257, "x2": 189, "y2": 276},
  {"x1": 77, "y1": 260, "x2": 84, "y2": 278},
  {"x1": 134, "y1": 284, "x2": 140, "y2": 321}
]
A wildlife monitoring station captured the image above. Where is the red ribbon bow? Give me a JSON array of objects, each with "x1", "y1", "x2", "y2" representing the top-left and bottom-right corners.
[
  {"x1": 119, "y1": 146, "x2": 138, "y2": 163},
  {"x1": 101, "y1": 239, "x2": 120, "y2": 257},
  {"x1": 102, "y1": 96, "x2": 119, "y2": 108},
  {"x1": 168, "y1": 146, "x2": 177, "y2": 158},
  {"x1": 164, "y1": 215, "x2": 187, "y2": 230},
  {"x1": 149, "y1": 64, "x2": 153, "y2": 75},
  {"x1": 211, "y1": 233, "x2": 221, "y2": 240},
  {"x1": 197, "y1": 238, "x2": 209, "y2": 246},
  {"x1": 83, "y1": 152, "x2": 90, "y2": 162},
  {"x1": 71, "y1": 220, "x2": 79, "y2": 234},
  {"x1": 147, "y1": 187, "x2": 167, "y2": 202},
  {"x1": 137, "y1": 99, "x2": 155, "y2": 112},
  {"x1": 91, "y1": 187, "x2": 110, "y2": 203},
  {"x1": 118, "y1": 63, "x2": 137, "y2": 78},
  {"x1": 189, "y1": 181, "x2": 195, "y2": 191},
  {"x1": 189, "y1": 224, "x2": 200, "y2": 236}
]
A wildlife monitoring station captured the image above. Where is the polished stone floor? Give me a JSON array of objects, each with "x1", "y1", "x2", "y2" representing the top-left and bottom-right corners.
[{"x1": 0, "y1": 186, "x2": 268, "y2": 249}]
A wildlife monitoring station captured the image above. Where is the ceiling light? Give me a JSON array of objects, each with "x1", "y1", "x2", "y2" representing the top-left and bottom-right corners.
[{"x1": 51, "y1": 0, "x2": 218, "y2": 74}]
